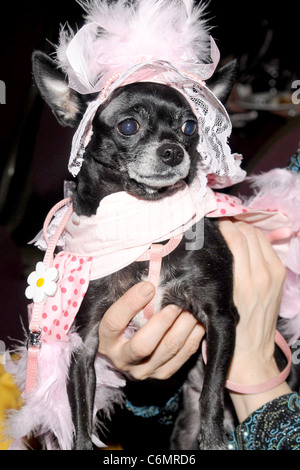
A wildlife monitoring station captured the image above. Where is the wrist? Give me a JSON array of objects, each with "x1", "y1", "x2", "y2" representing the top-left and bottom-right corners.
[
  {"x1": 230, "y1": 380, "x2": 292, "y2": 423},
  {"x1": 228, "y1": 357, "x2": 292, "y2": 422},
  {"x1": 228, "y1": 354, "x2": 280, "y2": 387},
  {"x1": 228, "y1": 330, "x2": 292, "y2": 397}
]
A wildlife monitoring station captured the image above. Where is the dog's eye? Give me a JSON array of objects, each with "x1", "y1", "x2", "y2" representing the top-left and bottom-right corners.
[
  {"x1": 182, "y1": 120, "x2": 197, "y2": 136},
  {"x1": 118, "y1": 119, "x2": 140, "y2": 136}
]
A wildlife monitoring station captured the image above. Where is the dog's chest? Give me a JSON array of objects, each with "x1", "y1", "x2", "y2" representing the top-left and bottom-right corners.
[
  {"x1": 96, "y1": 223, "x2": 218, "y2": 326},
  {"x1": 76, "y1": 217, "x2": 231, "y2": 338}
]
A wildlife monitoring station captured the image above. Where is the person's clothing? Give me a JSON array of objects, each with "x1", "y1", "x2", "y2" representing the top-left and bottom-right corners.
[{"x1": 228, "y1": 392, "x2": 300, "y2": 450}]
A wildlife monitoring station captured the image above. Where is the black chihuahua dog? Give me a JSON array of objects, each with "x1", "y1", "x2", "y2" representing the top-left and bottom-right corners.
[{"x1": 32, "y1": 50, "x2": 239, "y2": 450}]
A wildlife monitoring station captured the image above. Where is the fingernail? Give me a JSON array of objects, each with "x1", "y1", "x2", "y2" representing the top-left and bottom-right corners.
[
  {"x1": 137, "y1": 281, "x2": 155, "y2": 298},
  {"x1": 169, "y1": 304, "x2": 183, "y2": 313}
]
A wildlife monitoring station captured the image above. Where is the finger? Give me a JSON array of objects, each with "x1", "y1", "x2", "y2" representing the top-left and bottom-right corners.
[
  {"x1": 256, "y1": 228, "x2": 286, "y2": 272},
  {"x1": 151, "y1": 311, "x2": 199, "y2": 362},
  {"x1": 233, "y1": 223, "x2": 285, "y2": 290},
  {"x1": 130, "y1": 311, "x2": 200, "y2": 372},
  {"x1": 219, "y1": 220, "x2": 252, "y2": 278},
  {"x1": 154, "y1": 323, "x2": 205, "y2": 379},
  {"x1": 121, "y1": 304, "x2": 183, "y2": 364},
  {"x1": 99, "y1": 282, "x2": 155, "y2": 343},
  {"x1": 233, "y1": 222, "x2": 265, "y2": 272},
  {"x1": 220, "y1": 220, "x2": 283, "y2": 272},
  {"x1": 130, "y1": 322, "x2": 205, "y2": 380}
]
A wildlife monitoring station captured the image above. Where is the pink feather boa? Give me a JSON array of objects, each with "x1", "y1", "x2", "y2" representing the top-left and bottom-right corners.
[{"x1": 5, "y1": 333, "x2": 125, "y2": 449}]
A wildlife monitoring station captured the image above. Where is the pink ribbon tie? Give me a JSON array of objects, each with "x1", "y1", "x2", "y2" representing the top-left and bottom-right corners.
[{"x1": 137, "y1": 235, "x2": 184, "y2": 319}]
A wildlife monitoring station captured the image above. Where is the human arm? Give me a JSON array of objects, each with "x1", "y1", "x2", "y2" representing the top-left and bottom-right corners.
[
  {"x1": 219, "y1": 220, "x2": 300, "y2": 450},
  {"x1": 218, "y1": 220, "x2": 292, "y2": 423}
]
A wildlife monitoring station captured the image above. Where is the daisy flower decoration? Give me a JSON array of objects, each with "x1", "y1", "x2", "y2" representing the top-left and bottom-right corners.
[{"x1": 25, "y1": 262, "x2": 59, "y2": 304}]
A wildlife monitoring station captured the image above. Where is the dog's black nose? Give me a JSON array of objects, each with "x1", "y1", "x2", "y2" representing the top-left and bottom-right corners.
[{"x1": 157, "y1": 144, "x2": 184, "y2": 167}]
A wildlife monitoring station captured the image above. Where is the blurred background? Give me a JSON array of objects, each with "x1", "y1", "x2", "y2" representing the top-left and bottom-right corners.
[{"x1": 0, "y1": 0, "x2": 299, "y2": 347}]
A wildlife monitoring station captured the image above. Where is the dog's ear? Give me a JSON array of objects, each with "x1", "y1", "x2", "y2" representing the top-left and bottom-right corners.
[
  {"x1": 32, "y1": 51, "x2": 88, "y2": 127},
  {"x1": 206, "y1": 59, "x2": 238, "y2": 104}
]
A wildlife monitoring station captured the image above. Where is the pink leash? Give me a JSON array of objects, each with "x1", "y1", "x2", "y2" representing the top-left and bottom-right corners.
[
  {"x1": 202, "y1": 330, "x2": 292, "y2": 394},
  {"x1": 137, "y1": 235, "x2": 184, "y2": 319},
  {"x1": 25, "y1": 198, "x2": 74, "y2": 393}
]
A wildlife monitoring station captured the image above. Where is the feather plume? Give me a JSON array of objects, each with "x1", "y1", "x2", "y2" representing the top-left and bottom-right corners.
[
  {"x1": 243, "y1": 169, "x2": 300, "y2": 344},
  {"x1": 5, "y1": 333, "x2": 125, "y2": 449},
  {"x1": 77, "y1": 0, "x2": 211, "y2": 59},
  {"x1": 56, "y1": 0, "x2": 213, "y2": 94},
  {"x1": 245, "y1": 169, "x2": 300, "y2": 234}
]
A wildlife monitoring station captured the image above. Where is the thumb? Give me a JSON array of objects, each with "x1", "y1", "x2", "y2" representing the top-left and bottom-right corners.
[{"x1": 99, "y1": 282, "x2": 155, "y2": 339}]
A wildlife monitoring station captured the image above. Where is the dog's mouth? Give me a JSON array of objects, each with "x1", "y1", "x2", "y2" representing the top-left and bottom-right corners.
[
  {"x1": 137, "y1": 174, "x2": 183, "y2": 187},
  {"x1": 129, "y1": 168, "x2": 189, "y2": 190},
  {"x1": 126, "y1": 152, "x2": 192, "y2": 198},
  {"x1": 129, "y1": 176, "x2": 186, "y2": 198},
  {"x1": 144, "y1": 179, "x2": 185, "y2": 193}
]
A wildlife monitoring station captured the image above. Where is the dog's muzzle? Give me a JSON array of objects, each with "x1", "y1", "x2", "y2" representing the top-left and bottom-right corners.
[{"x1": 157, "y1": 144, "x2": 184, "y2": 167}]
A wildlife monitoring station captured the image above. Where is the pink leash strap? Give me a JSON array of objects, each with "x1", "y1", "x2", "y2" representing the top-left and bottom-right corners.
[
  {"x1": 202, "y1": 330, "x2": 292, "y2": 394},
  {"x1": 25, "y1": 198, "x2": 73, "y2": 393},
  {"x1": 137, "y1": 235, "x2": 184, "y2": 319}
]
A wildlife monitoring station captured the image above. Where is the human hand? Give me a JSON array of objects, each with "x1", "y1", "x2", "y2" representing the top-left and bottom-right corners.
[
  {"x1": 219, "y1": 220, "x2": 291, "y2": 421},
  {"x1": 98, "y1": 281, "x2": 205, "y2": 380}
]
